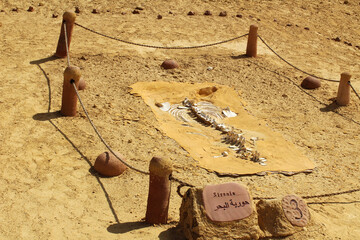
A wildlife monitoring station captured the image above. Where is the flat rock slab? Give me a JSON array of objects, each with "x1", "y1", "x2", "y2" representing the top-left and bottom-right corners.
[
  {"x1": 202, "y1": 182, "x2": 252, "y2": 222},
  {"x1": 282, "y1": 195, "x2": 310, "y2": 227}
]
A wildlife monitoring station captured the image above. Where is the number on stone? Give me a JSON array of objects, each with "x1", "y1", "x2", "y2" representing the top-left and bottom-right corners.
[{"x1": 290, "y1": 199, "x2": 303, "y2": 220}]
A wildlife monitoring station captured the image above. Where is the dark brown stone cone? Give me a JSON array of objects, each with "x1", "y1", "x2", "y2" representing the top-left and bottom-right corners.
[
  {"x1": 256, "y1": 199, "x2": 309, "y2": 238},
  {"x1": 219, "y1": 11, "x2": 227, "y2": 16},
  {"x1": 94, "y1": 152, "x2": 127, "y2": 177},
  {"x1": 161, "y1": 59, "x2": 179, "y2": 69},
  {"x1": 301, "y1": 76, "x2": 321, "y2": 89},
  {"x1": 179, "y1": 187, "x2": 262, "y2": 240},
  {"x1": 78, "y1": 77, "x2": 86, "y2": 90}
]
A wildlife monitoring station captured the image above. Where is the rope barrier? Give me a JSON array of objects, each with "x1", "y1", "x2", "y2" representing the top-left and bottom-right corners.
[
  {"x1": 72, "y1": 81, "x2": 150, "y2": 175},
  {"x1": 63, "y1": 21, "x2": 360, "y2": 204},
  {"x1": 258, "y1": 35, "x2": 340, "y2": 83},
  {"x1": 64, "y1": 21, "x2": 71, "y2": 67},
  {"x1": 349, "y1": 81, "x2": 360, "y2": 102},
  {"x1": 74, "y1": 22, "x2": 248, "y2": 50}
]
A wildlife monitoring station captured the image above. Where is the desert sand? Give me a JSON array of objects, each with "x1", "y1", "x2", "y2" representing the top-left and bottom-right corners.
[{"x1": 0, "y1": 0, "x2": 360, "y2": 239}]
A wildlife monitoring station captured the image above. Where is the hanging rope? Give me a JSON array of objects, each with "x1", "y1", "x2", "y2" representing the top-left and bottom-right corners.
[
  {"x1": 63, "y1": 21, "x2": 71, "y2": 67},
  {"x1": 74, "y1": 22, "x2": 248, "y2": 50},
  {"x1": 258, "y1": 35, "x2": 340, "y2": 83}
]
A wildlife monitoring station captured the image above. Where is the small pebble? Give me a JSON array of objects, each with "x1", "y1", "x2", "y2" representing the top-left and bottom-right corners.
[
  {"x1": 168, "y1": 11, "x2": 173, "y2": 14},
  {"x1": 333, "y1": 37, "x2": 341, "y2": 42},
  {"x1": 344, "y1": 0, "x2": 349, "y2": 4},
  {"x1": 187, "y1": 11, "x2": 195, "y2": 15},
  {"x1": 135, "y1": 6, "x2": 144, "y2": 10},
  {"x1": 219, "y1": 11, "x2": 227, "y2": 17},
  {"x1": 121, "y1": 12, "x2": 126, "y2": 15},
  {"x1": 204, "y1": 10, "x2": 212, "y2": 15},
  {"x1": 157, "y1": 14, "x2": 162, "y2": 19},
  {"x1": 12, "y1": 8, "x2": 18, "y2": 12},
  {"x1": 356, "y1": 46, "x2": 360, "y2": 50},
  {"x1": 27, "y1": 6, "x2": 34, "y2": 12},
  {"x1": 236, "y1": 14, "x2": 242, "y2": 18},
  {"x1": 344, "y1": 41, "x2": 352, "y2": 46},
  {"x1": 75, "y1": 7, "x2": 80, "y2": 13},
  {"x1": 38, "y1": 3, "x2": 44, "y2": 6},
  {"x1": 304, "y1": 27, "x2": 310, "y2": 30},
  {"x1": 92, "y1": 9, "x2": 99, "y2": 14},
  {"x1": 286, "y1": 23, "x2": 292, "y2": 27},
  {"x1": 132, "y1": 10, "x2": 140, "y2": 14},
  {"x1": 52, "y1": 13, "x2": 58, "y2": 18}
]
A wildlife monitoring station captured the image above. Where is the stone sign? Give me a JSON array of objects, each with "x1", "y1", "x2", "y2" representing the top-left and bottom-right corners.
[
  {"x1": 282, "y1": 194, "x2": 310, "y2": 227},
  {"x1": 202, "y1": 182, "x2": 253, "y2": 222}
]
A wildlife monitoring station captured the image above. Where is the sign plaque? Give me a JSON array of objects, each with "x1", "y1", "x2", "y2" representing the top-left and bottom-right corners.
[
  {"x1": 282, "y1": 194, "x2": 310, "y2": 227},
  {"x1": 202, "y1": 182, "x2": 253, "y2": 222}
]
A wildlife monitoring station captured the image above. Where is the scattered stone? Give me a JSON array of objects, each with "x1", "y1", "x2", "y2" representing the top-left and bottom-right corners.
[
  {"x1": 75, "y1": 7, "x2": 80, "y2": 13},
  {"x1": 344, "y1": 41, "x2": 352, "y2": 46},
  {"x1": 80, "y1": 56, "x2": 87, "y2": 60},
  {"x1": 132, "y1": 9, "x2": 140, "y2": 14},
  {"x1": 257, "y1": 18, "x2": 261, "y2": 21},
  {"x1": 12, "y1": 7, "x2": 18, "y2": 12},
  {"x1": 333, "y1": 37, "x2": 341, "y2": 42},
  {"x1": 94, "y1": 151, "x2": 127, "y2": 177},
  {"x1": 52, "y1": 13, "x2": 58, "y2": 18},
  {"x1": 161, "y1": 59, "x2": 179, "y2": 69},
  {"x1": 179, "y1": 185, "x2": 262, "y2": 240},
  {"x1": 187, "y1": 11, "x2": 195, "y2": 16},
  {"x1": 38, "y1": 3, "x2": 44, "y2": 6},
  {"x1": 157, "y1": 14, "x2": 162, "y2": 19},
  {"x1": 236, "y1": 14, "x2": 243, "y2": 18},
  {"x1": 92, "y1": 9, "x2": 99, "y2": 14},
  {"x1": 356, "y1": 45, "x2": 360, "y2": 50},
  {"x1": 219, "y1": 11, "x2": 227, "y2": 17},
  {"x1": 344, "y1": 0, "x2": 349, "y2": 4},
  {"x1": 135, "y1": 6, "x2": 144, "y2": 10},
  {"x1": 27, "y1": 6, "x2": 34, "y2": 12},
  {"x1": 121, "y1": 12, "x2": 126, "y2": 15},
  {"x1": 78, "y1": 77, "x2": 86, "y2": 90},
  {"x1": 199, "y1": 86, "x2": 218, "y2": 96},
  {"x1": 304, "y1": 27, "x2": 310, "y2": 30},
  {"x1": 169, "y1": 11, "x2": 173, "y2": 14},
  {"x1": 0, "y1": 10, "x2": 4, "y2": 12},
  {"x1": 301, "y1": 76, "x2": 321, "y2": 89},
  {"x1": 273, "y1": 19, "x2": 277, "y2": 22},
  {"x1": 204, "y1": 10, "x2": 212, "y2": 16},
  {"x1": 286, "y1": 23, "x2": 292, "y2": 27}
]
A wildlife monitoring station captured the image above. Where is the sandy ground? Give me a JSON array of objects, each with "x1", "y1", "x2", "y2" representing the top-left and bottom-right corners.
[{"x1": 1, "y1": 0, "x2": 360, "y2": 239}]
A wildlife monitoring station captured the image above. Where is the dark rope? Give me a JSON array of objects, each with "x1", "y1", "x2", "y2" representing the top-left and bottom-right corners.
[
  {"x1": 349, "y1": 81, "x2": 360, "y2": 102},
  {"x1": 74, "y1": 22, "x2": 248, "y2": 50},
  {"x1": 258, "y1": 35, "x2": 340, "y2": 83},
  {"x1": 72, "y1": 82, "x2": 150, "y2": 175}
]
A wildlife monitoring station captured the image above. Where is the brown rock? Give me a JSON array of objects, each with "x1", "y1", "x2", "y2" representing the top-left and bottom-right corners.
[
  {"x1": 256, "y1": 197, "x2": 310, "y2": 238},
  {"x1": 187, "y1": 11, "x2": 195, "y2": 16},
  {"x1": 75, "y1": 7, "x2": 80, "y2": 13},
  {"x1": 94, "y1": 152, "x2": 127, "y2": 177},
  {"x1": 198, "y1": 86, "x2": 218, "y2": 96},
  {"x1": 38, "y1": 3, "x2": 44, "y2": 6},
  {"x1": 301, "y1": 76, "x2": 321, "y2": 89},
  {"x1": 52, "y1": 14, "x2": 58, "y2": 18},
  {"x1": 135, "y1": 6, "x2": 144, "y2": 10},
  {"x1": 204, "y1": 10, "x2": 212, "y2": 16},
  {"x1": 78, "y1": 77, "x2": 86, "y2": 90},
  {"x1": 12, "y1": 8, "x2": 18, "y2": 12},
  {"x1": 161, "y1": 59, "x2": 179, "y2": 69},
  {"x1": 92, "y1": 9, "x2": 99, "y2": 14},
  {"x1": 179, "y1": 186, "x2": 262, "y2": 240},
  {"x1": 219, "y1": 11, "x2": 227, "y2": 17},
  {"x1": 157, "y1": 14, "x2": 162, "y2": 19},
  {"x1": 236, "y1": 14, "x2": 243, "y2": 18},
  {"x1": 27, "y1": 6, "x2": 34, "y2": 12},
  {"x1": 132, "y1": 10, "x2": 140, "y2": 14}
]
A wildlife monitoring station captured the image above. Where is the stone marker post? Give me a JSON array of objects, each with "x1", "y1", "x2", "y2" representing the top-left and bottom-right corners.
[
  {"x1": 246, "y1": 25, "x2": 258, "y2": 58},
  {"x1": 336, "y1": 72, "x2": 351, "y2": 106},
  {"x1": 55, "y1": 11, "x2": 76, "y2": 58},
  {"x1": 61, "y1": 66, "x2": 81, "y2": 116},
  {"x1": 145, "y1": 156, "x2": 172, "y2": 224}
]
